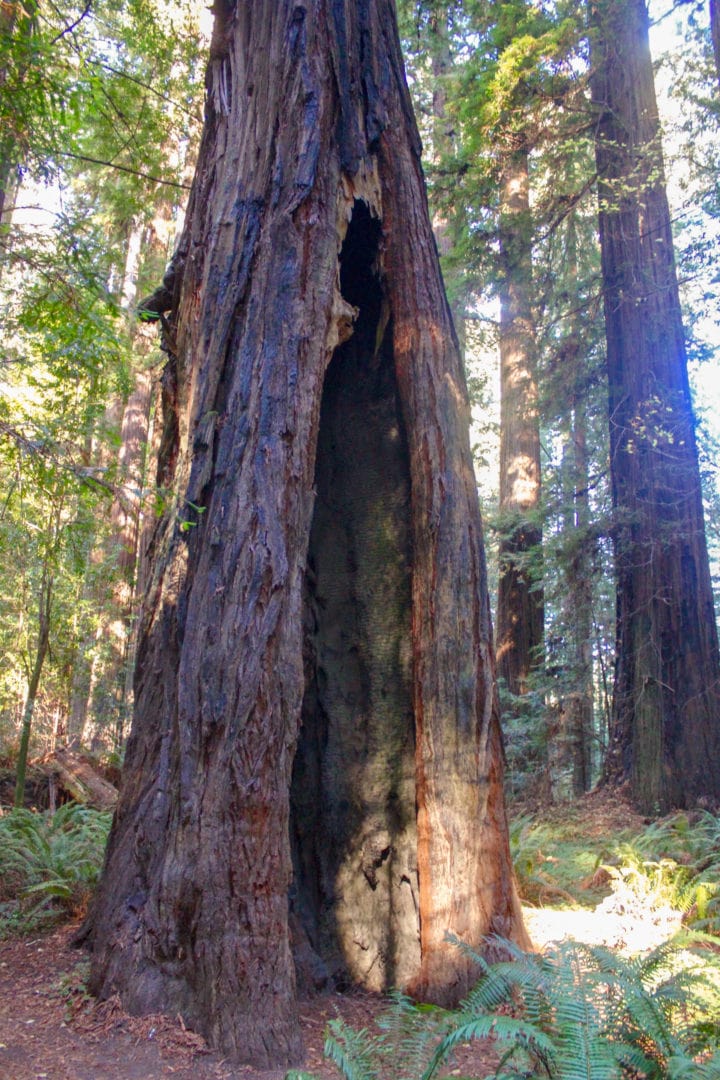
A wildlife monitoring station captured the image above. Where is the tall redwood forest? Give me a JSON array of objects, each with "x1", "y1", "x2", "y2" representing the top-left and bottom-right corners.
[{"x1": 1, "y1": 0, "x2": 719, "y2": 1071}]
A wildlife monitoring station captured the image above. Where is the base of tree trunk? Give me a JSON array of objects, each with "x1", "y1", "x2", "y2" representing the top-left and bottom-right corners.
[{"x1": 80, "y1": 1, "x2": 526, "y2": 1065}]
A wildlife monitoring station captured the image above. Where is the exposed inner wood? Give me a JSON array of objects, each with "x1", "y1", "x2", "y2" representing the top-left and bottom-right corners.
[{"x1": 291, "y1": 201, "x2": 419, "y2": 994}]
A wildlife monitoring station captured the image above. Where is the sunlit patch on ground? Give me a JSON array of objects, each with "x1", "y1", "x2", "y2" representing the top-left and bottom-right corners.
[{"x1": 524, "y1": 887, "x2": 684, "y2": 954}]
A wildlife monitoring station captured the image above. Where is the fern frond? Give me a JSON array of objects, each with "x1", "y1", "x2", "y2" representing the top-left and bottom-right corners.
[
  {"x1": 375, "y1": 990, "x2": 448, "y2": 1079},
  {"x1": 554, "y1": 1019, "x2": 620, "y2": 1080},
  {"x1": 666, "y1": 1050, "x2": 720, "y2": 1080},
  {"x1": 422, "y1": 1012, "x2": 557, "y2": 1080},
  {"x1": 611, "y1": 1039, "x2": 662, "y2": 1079},
  {"x1": 323, "y1": 1018, "x2": 382, "y2": 1080},
  {"x1": 445, "y1": 932, "x2": 490, "y2": 968},
  {"x1": 0, "y1": 806, "x2": 112, "y2": 928},
  {"x1": 460, "y1": 964, "x2": 516, "y2": 1014}
]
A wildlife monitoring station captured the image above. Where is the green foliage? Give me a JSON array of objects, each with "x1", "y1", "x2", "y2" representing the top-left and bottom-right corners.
[
  {"x1": 290, "y1": 936, "x2": 720, "y2": 1080},
  {"x1": 0, "y1": 242, "x2": 126, "y2": 756},
  {"x1": 291, "y1": 993, "x2": 454, "y2": 1080},
  {"x1": 0, "y1": 0, "x2": 206, "y2": 759},
  {"x1": 509, "y1": 811, "x2": 615, "y2": 908},
  {"x1": 0, "y1": 0, "x2": 204, "y2": 220},
  {"x1": 508, "y1": 807, "x2": 720, "y2": 930},
  {"x1": 56, "y1": 958, "x2": 92, "y2": 1021},
  {"x1": 604, "y1": 844, "x2": 694, "y2": 913},
  {"x1": 0, "y1": 803, "x2": 111, "y2": 932},
  {"x1": 498, "y1": 678, "x2": 549, "y2": 798},
  {"x1": 622, "y1": 812, "x2": 720, "y2": 935}
]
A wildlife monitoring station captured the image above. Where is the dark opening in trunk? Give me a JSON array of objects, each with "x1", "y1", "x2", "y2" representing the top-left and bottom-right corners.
[{"x1": 290, "y1": 201, "x2": 419, "y2": 994}]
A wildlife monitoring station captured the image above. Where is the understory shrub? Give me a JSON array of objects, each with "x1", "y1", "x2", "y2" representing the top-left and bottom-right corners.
[
  {"x1": 628, "y1": 812, "x2": 720, "y2": 934},
  {"x1": 508, "y1": 809, "x2": 720, "y2": 930},
  {"x1": 286, "y1": 934, "x2": 720, "y2": 1080},
  {"x1": 0, "y1": 802, "x2": 112, "y2": 932}
]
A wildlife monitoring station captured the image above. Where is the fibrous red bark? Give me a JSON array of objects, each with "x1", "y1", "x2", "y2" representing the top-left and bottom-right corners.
[
  {"x1": 81, "y1": 1, "x2": 526, "y2": 1066},
  {"x1": 592, "y1": 0, "x2": 720, "y2": 813}
]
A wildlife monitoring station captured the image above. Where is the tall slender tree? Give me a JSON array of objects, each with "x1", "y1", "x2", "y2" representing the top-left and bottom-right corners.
[
  {"x1": 81, "y1": 1, "x2": 526, "y2": 1067},
  {"x1": 560, "y1": 395, "x2": 595, "y2": 794},
  {"x1": 495, "y1": 134, "x2": 543, "y2": 698},
  {"x1": 591, "y1": 0, "x2": 720, "y2": 812},
  {"x1": 550, "y1": 207, "x2": 602, "y2": 795},
  {"x1": 14, "y1": 536, "x2": 54, "y2": 807}
]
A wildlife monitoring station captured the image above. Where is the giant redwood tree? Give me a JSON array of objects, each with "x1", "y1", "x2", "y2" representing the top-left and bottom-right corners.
[
  {"x1": 80, "y1": 0, "x2": 526, "y2": 1067},
  {"x1": 592, "y1": 0, "x2": 720, "y2": 812}
]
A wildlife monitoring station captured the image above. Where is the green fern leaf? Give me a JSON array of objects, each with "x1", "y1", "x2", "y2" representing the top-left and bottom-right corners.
[{"x1": 323, "y1": 1018, "x2": 382, "y2": 1080}]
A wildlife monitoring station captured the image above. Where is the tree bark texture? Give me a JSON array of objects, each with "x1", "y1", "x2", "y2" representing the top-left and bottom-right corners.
[
  {"x1": 82, "y1": 1, "x2": 525, "y2": 1067},
  {"x1": 495, "y1": 142, "x2": 543, "y2": 698},
  {"x1": 592, "y1": 0, "x2": 720, "y2": 813}
]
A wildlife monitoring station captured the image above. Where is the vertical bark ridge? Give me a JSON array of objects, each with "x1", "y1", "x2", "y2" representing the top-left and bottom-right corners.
[
  {"x1": 82, "y1": 1, "x2": 525, "y2": 1065},
  {"x1": 592, "y1": 0, "x2": 720, "y2": 812}
]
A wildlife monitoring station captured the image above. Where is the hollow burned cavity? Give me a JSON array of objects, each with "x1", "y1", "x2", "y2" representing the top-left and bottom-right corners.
[{"x1": 290, "y1": 201, "x2": 419, "y2": 993}]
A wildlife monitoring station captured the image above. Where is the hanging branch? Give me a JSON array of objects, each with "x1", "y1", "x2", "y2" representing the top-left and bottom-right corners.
[{"x1": 58, "y1": 151, "x2": 192, "y2": 189}]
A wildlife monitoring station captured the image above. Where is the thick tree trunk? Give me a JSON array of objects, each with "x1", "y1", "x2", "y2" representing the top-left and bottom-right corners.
[
  {"x1": 495, "y1": 142, "x2": 543, "y2": 697},
  {"x1": 592, "y1": 0, "x2": 720, "y2": 812},
  {"x1": 81, "y1": 1, "x2": 525, "y2": 1067}
]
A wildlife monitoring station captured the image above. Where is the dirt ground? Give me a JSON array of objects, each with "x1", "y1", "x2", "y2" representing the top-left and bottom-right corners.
[
  {"x1": 0, "y1": 791, "x2": 671, "y2": 1080},
  {"x1": 0, "y1": 924, "x2": 501, "y2": 1080}
]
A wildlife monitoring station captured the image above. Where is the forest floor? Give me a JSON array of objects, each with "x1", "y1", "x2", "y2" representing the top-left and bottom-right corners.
[{"x1": 0, "y1": 791, "x2": 683, "y2": 1080}]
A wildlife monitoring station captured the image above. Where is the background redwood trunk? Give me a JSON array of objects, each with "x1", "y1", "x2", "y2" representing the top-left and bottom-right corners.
[
  {"x1": 592, "y1": 0, "x2": 720, "y2": 812},
  {"x1": 82, "y1": 1, "x2": 525, "y2": 1066},
  {"x1": 495, "y1": 141, "x2": 543, "y2": 700}
]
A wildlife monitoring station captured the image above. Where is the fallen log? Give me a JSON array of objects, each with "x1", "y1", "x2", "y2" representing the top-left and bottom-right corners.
[{"x1": 41, "y1": 748, "x2": 118, "y2": 811}]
